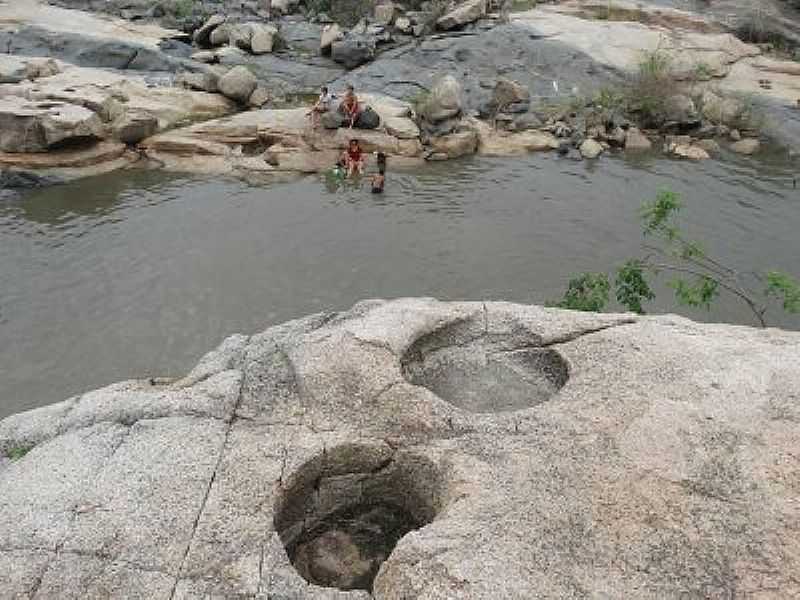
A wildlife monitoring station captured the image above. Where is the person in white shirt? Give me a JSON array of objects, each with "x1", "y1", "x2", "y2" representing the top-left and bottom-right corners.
[{"x1": 308, "y1": 86, "x2": 332, "y2": 127}]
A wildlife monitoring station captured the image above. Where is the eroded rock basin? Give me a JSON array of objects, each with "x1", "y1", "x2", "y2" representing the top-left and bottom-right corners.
[
  {"x1": 274, "y1": 445, "x2": 441, "y2": 592},
  {"x1": 402, "y1": 321, "x2": 569, "y2": 413}
]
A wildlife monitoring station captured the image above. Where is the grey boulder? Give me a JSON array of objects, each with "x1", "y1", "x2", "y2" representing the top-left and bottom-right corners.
[
  {"x1": 331, "y1": 35, "x2": 376, "y2": 69},
  {"x1": 193, "y1": 14, "x2": 226, "y2": 48},
  {"x1": 217, "y1": 66, "x2": 258, "y2": 103},
  {"x1": 112, "y1": 110, "x2": 159, "y2": 144},
  {"x1": 579, "y1": 138, "x2": 604, "y2": 158},
  {"x1": 0, "y1": 56, "x2": 28, "y2": 84},
  {"x1": 418, "y1": 75, "x2": 463, "y2": 123},
  {"x1": 320, "y1": 23, "x2": 344, "y2": 55},
  {"x1": 436, "y1": 0, "x2": 486, "y2": 31},
  {"x1": 355, "y1": 105, "x2": 380, "y2": 129}
]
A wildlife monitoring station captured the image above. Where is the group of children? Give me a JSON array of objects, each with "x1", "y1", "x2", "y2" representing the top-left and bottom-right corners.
[
  {"x1": 306, "y1": 83, "x2": 386, "y2": 193},
  {"x1": 332, "y1": 141, "x2": 386, "y2": 194},
  {"x1": 308, "y1": 84, "x2": 361, "y2": 129}
]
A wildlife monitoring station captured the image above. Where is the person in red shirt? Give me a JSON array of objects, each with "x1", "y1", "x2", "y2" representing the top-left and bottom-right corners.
[{"x1": 343, "y1": 139, "x2": 364, "y2": 177}]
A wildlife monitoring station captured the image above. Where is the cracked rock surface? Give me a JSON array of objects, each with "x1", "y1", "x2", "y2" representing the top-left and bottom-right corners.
[{"x1": 1, "y1": 298, "x2": 799, "y2": 598}]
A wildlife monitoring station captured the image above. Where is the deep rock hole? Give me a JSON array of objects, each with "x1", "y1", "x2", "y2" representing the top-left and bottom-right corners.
[
  {"x1": 274, "y1": 446, "x2": 441, "y2": 593},
  {"x1": 401, "y1": 319, "x2": 570, "y2": 413}
]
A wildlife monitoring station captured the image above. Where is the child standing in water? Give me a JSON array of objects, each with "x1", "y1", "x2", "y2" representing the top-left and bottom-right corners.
[{"x1": 371, "y1": 152, "x2": 386, "y2": 193}]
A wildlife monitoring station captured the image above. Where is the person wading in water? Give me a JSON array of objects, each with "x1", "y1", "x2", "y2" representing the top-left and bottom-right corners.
[{"x1": 371, "y1": 152, "x2": 386, "y2": 193}]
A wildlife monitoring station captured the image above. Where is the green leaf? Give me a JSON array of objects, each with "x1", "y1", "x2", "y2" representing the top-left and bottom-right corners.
[
  {"x1": 615, "y1": 260, "x2": 656, "y2": 314},
  {"x1": 551, "y1": 272, "x2": 610, "y2": 313},
  {"x1": 6, "y1": 446, "x2": 32, "y2": 461},
  {"x1": 680, "y1": 240, "x2": 705, "y2": 260},
  {"x1": 669, "y1": 276, "x2": 719, "y2": 310},
  {"x1": 765, "y1": 271, "x2": 800, "y2": 313},
  {"x1": 641, "y1": 189, "x2": 682, "y2": 235}
]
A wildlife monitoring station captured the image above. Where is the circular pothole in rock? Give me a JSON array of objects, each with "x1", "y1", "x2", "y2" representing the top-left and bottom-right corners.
[
  {"x1": 401, "y1": 324, "x2": 570, "y2": 413},
  {"x1": 274, "y1": 445, "x2": 441, "y2": 593}
]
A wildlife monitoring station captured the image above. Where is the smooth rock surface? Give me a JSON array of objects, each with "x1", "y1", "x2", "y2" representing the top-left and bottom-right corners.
[
  {"x1": 1, "y1": 298, "x2": 799, "y2": 598},
  {"x1": 0, "y1": 97, "x2": 103, "y2": 153}
]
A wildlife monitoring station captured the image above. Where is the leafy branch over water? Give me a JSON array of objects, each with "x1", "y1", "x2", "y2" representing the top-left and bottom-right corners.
[{"x1": 552, "y1": 190, "x2": 800, "y2": 327}]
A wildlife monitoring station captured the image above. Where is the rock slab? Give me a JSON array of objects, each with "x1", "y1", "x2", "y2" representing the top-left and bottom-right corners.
[
  {"x1": 0, "y1": 97, "x2": 103, "y2": 153},
  {"x1": 2, "y1": 298, "x2": 799, "y2": 599}
]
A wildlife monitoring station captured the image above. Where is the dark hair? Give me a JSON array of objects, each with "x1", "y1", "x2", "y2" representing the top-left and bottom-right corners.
[
  {"x1": 376, "y1": 152, "x2": 387, "y2": 165},
  {"x1": 349, "y1": 139, "x2": 359, "y2": 145},
  {"x1": 321, "y1": 86, "x2": 328, "y2": 93}
]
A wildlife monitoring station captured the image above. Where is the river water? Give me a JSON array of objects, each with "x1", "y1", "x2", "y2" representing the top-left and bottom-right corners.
[{"x1": 1, "y1": 149, "x2": 799, "y2": 418}]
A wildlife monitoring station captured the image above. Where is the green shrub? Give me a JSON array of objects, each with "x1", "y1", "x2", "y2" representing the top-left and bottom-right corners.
[
  {"x1": 626, "y1": 49, "x2": 674, "y2": 127},
  {"x1": 6, "y1": 446, "x2": 32, "y2": 461}
]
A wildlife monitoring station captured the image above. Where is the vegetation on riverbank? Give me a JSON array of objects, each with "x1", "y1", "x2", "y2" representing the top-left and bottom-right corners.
[
  {"x1": 553, "y1": 190, "x2": 800, "y2": 327},
  {"x1": 4, "y1": 445, "x2": 32, "y2": 461}
]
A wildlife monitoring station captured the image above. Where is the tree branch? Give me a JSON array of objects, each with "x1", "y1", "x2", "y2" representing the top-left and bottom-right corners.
[{"x1": 643, "y1": 261, "x2": 768, "y2": 327}]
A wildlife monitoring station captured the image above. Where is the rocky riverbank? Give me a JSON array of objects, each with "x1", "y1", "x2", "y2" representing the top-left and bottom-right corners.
[
  {"x1": 1, "y1": 298, "x2": 799, "y2": 598},
  {"x1": 2, "y1": 0, "x2": 800, "y2": 185}
]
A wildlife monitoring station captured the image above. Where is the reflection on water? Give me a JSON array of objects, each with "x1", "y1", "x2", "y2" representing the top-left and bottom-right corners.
[{"x1": 1, "y1": 151, "x2": 799, "y2": 418}]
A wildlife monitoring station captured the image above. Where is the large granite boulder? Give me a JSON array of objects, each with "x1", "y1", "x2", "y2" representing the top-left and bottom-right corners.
[
  {"x1": 250, "y1": 23, "x2": 279, "y2": 55},
  {"x1": 0, "y1": 97, "x2": 104, "y2": 153},
  {"x1": 701, "y1": 89, "x2": 746, "y2": 126},
  {"x1": 320, "y1": 23, "x2": 344, "y2": 55},
  {"x1": 193, "y1": 14, "x2": 226, "y2": 47},
  {"x1": 0, "y1": 56, "x2": 30, "y2": 84},
  {"x1": 218, "y1": 66, "x2": 258, "y2": 103},
  {"x1": 227, "y1": 23, "x2": 279, "y2": 55},
  {"x1": 436, "y1": 0, "x2": 486, "y2": 31},
  {"x1": 418, "y1": 75, "x2": 463, "y2": 123},
  {"x1": 1, "y1": 298, "x2": 798, "y2": 598},
  {"x1": 331, "y1": 35, "x2": 376, "y2": 69}
]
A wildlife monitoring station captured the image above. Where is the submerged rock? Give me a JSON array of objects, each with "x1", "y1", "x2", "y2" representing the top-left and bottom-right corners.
[
  {"x1": 0, "y1": 169, "x2": 62, "y2": 189},
  {"x1": 1, "y1": 298, "x2": 799, "y2": 598}
]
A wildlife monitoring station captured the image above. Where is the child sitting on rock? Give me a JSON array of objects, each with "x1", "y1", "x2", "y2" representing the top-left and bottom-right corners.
[
  {"x1": 343, "y1": 139, "x2": 364, "y2": 177},
  {"x1": 339, "y1": 84, "x2": 361, "y2": 129},
  {"x1": 307, "y1": 86, "x2": 332, "y2": 127}
]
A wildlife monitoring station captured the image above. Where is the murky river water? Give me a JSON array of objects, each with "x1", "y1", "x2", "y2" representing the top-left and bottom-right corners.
[{"x1": 1, "y1": 149, "x2": 799, "y2": 418}]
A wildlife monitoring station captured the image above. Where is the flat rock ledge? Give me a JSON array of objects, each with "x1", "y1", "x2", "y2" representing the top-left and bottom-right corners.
[{"x1": 1, "y1": 298, "x2": 799, "y2": 599}]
